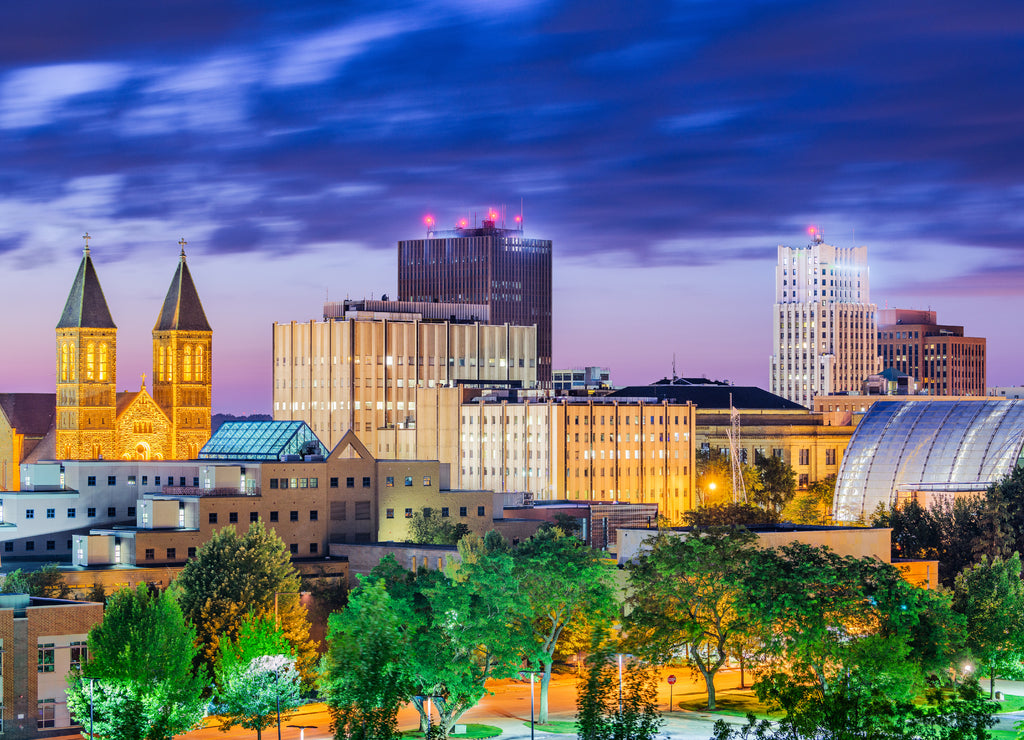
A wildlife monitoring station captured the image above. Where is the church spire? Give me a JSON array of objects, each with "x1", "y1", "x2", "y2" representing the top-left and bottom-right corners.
[
  {"x1": 57, "y1": 234, "x2": 116, "y2": 329},
  {"x1": 154, "y1": 238, "x2": 211, "y2": 331}
]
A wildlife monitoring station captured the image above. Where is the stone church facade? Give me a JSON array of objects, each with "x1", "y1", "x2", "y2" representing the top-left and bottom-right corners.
[{"x1": 55, "y1": 238, "x2": 212, "y2": 461}]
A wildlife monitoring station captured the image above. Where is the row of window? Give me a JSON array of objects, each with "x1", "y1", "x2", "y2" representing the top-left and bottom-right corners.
[
  {"x1": 269, "y1": 477, "x2": 320, "y2": 489},
  {"x1": 385, "y1": 505, "x2": 485, "y2": 518},
  {"x1": 7, "y1": 539, "x2": 69, "y2": 552},
  {"x1": 384, "y1": 475, "x2": 431, "y2": 487},
  {"x1": 37, "y1": 641, "x2": 87, "y2": 673},
  {"x1": 25, "y1": 506, "x2": 132, "y2": 520},
  {"x1": 85, "y1": 475, "x2": 198, "y2": 487},
  {"x1": 209, "y1": 510, "x2": 319, "y2": 525}
]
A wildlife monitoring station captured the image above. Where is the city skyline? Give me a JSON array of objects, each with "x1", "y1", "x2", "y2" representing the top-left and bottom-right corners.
[{"x1": 1, "y1": 0, "x2": 1022, "y2": 413}]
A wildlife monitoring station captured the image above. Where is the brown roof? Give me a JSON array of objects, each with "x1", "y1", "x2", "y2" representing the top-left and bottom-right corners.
[{"x1": 0, "y1": 393, "x2": 56, "y2": 436}]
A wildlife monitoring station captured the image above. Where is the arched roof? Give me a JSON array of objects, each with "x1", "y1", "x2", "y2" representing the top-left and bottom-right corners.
[{"x1": 833, "y1": 399, "x2": 1024, "y2": 522}]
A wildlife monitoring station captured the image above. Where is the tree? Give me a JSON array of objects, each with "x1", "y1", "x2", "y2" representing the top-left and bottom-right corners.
[
  {"x1": 1, "y1": 563, "x2": 71, "y2": 598},
  {"x1": 66, "y1": 584, "x2": 208, "y2": 740},
  {"x1": 683, "y1": 502, "x2": 778, "y2": 527},
  {"x1": 626, "y1": 527, "x2": 758, "y2": 710},
  {"x1": 742, "y1": 543, "x2": 941, "y2": 706},
  {"x1": 174, "y1": 522, "x2": 317, "y2": 684},
  {"x1": 786, "y1": 474, "x2": 836, "y2": 525},
  {"x1": 215, "y1": 614, "x2": 302, "y2": 740},
  {"x1": 320, "y1": 579, "x2": 411, "y2": 740},
  {"x1": 748, "y1": 455, "x2": 796, "y2": 515},
  {"x1": 407, "y1": 511, "x2": 471, "y2": 545},
  {"x1": 576, "y1": 632, "x2": 662, "y2": 740},
  {"x1": 367, "y1": 540, "x2": 524, "y2": 734},
  {"x1": 513, "y1": 527, "x2": 618, "y2": 722},
  {"x1": 696, "y1": 448, "x2": 735, "y2": 506},
  {"x1": 952, "y1": 553, "x2": 1024, "y2": 697},
  {"x1": 712, "y1": 675, "x2": 995, "y2": 740}
]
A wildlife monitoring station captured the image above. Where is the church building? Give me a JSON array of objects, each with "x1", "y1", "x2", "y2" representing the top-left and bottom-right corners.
[{"x1": 55, "y1": 237, "x2": 212, "y2": 461}]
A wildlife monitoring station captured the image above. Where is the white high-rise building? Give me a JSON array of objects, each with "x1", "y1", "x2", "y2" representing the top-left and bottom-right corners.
[{"x1": 770, "y1": 231, "x2": 879, "y2": 407}]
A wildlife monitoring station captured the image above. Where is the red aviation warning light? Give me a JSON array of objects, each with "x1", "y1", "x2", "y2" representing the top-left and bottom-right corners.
[
  {"x1": 807, "y1": 225, "x2": 816, "y2": 236},
  {"x1": 458, "y1": 217, "x2": 468, "y2": 228},
  {"x1": 514, "y1": 215, "x2": 522, "y2": 223},
  {"x1": 424, "y1": 215, "x2": 435, "y2": 227}
]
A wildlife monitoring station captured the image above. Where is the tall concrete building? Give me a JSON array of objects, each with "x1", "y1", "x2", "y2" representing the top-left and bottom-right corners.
[
  {"x1": 877, "y1": 309, "x2": 986, "y2": 396},
  {"x1": 272, "y1": 300, "x2": 537, "y2": 452},
  {"x1": 398, "y1": 215, "x2": 553, "y2": 383},
  {"x1": 770, "y1": 231, "x2": 878, "y2": 407}
]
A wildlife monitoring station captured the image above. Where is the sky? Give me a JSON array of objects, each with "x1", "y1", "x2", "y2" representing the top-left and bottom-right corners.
[{"x1": 0, "y1": 0, "x2": 1023, "y2": 413}]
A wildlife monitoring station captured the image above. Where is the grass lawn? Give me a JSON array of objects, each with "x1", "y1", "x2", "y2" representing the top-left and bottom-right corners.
[
  {"x1": 402, "y1": 724, "x2": 502, "y2": 738},
  {"x1": 675, "y1": 689, "x2": 780, "y2": 719},
  {"x1": 995, "y1": 694, "x2": 1024, "y2": 714},
  {"x1": 522, "y1": 720, "x2": 577, "y2": 734},
  {"x1": 988, "y1": 730, "x2": 1016, "y2": 740}
]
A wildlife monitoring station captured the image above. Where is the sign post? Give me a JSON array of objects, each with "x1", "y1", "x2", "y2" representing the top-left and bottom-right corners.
[{"x1": 667, "y1": 674, "x2": 676, "y2": 712}]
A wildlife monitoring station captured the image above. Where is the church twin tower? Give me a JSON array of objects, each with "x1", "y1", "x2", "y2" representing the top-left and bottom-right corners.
[{"x1": 55, "y1": 237, "x2": 212, "y2": 461}]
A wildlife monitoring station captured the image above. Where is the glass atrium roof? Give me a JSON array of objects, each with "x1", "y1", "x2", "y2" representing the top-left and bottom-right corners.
[
  {"x1": 834, "y1": 400, "x2": 1024, "y2": 522},
  {"x1": 198, "y1": 421, "x2": 329, "y2": 461}
]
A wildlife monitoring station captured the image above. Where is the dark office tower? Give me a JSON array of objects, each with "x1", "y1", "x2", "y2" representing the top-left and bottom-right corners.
[{"x1": 398, "y1": 214, "x2": 553, "y2": 383}]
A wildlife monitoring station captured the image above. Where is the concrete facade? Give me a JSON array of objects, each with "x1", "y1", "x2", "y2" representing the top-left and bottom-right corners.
[{"x1": 877, "y1": 309, "x2": 986, "y2": 397}]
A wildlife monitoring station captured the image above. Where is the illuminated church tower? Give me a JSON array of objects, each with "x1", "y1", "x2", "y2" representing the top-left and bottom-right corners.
[
  {"x1": 56, "y1": 234, "x2": 117, "y2": 459},
  {"x1": 152, "y1": 239, "x2": 212, "y2": 459}
]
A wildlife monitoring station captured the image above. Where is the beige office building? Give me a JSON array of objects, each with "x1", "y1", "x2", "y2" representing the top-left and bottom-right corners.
[
  {"x1": 770, "y1": 232, "x2": 879, "y2": 407},
  {"x1": 272, "y1": 300, "x2": 537, "y2": 453}
]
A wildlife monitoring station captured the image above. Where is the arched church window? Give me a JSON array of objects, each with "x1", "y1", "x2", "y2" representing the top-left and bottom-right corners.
[
  {"x1": 195, "y1": 346, "x2": 204, "y2": 382},
  {"x1": 86, "y1": 343, "x2": 95, "y2": 380},
  {"x1": 184, "y1": 345, "x2": 192, "y2": 381},
  {"x1": 159, "y1": 346, "x2": 165, "y2": 381},
  {"x1": 99, "y1": 343, "x2": 108, "y2": 381},
  {"x1": 167, "y1": 348, "x2": 174, "y2": 382},
  {"x1": 61, "y1": 344, "x2": 69, "y2": 382},
  {"x1": 70, "y1": 345, "x2": 75, "y2": 380}
]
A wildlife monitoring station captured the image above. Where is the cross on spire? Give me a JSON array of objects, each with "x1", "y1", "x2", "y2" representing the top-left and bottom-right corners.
[
  {"x1": 140, "y1": 372, "x2": 147, "y2": 389},
  {"x1": 178, "y1": 237, "x2": 187, "y2": 259},
  {"x1": 82, "y1": 232, "x2": 91, "y2": 255}
]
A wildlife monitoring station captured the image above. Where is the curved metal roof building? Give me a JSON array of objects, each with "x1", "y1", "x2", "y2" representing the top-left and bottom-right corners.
[{"x1": 833, "y1": 399, "x2": 1024, "y2": 522}]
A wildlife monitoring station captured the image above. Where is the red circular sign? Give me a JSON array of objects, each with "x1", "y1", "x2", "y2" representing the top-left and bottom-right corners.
[{"x1": 667, "y1": 675, "x2": 677, "y2": 685}]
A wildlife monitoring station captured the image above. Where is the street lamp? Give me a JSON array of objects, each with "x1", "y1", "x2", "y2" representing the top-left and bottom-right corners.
[
  {"x1": 82, "y1": 676, "x2": 97, "y2": 740},
  {"x1": 615, "y1": 654, "x2": 634, "y2": 713},
  {"x1": 519, "y1": 669, "x2": 542, "y2": 740},
  {"x1": 288, "y1": 725, "x2": 316, "y2": 740}
]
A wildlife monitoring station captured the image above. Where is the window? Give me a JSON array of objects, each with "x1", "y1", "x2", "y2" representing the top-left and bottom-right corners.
[
  {"x1": 404, "y1": 476, "x2": 413, "y2": 486},
  {"x1": 229, "y1": 512, "x2": 238, "y2": 523},
  {"x1": 70, "y1": 641, "x2": 88, "y2": 669},
  {"x1": 386, "y1": 476, "x2": 394, "y2": 487},
  {"x1": 4, "y1": 542, "x2": 11, "y2": 552},
  {"x1": 142, "y1": 475, "x2": 148, "y2": 485},
  {"x1": 299, "y1": 478, "x2": 308, "y2": 489},
  {"x1": 346, "y1": 477, "x2": 354, "y2": 488},
  {"x1": 386, "y1": 508, "x2": 394, "y2": 519},
  {"x1": 441, "y1": 507, "x2": 449, "y2": 518},
  {"x1": 362, "y1": 476, "x2": 371, "y2": 488},
  {"x1": 310, "y1": 543, "x2": 318, "y2": 554},
  {"x1": 87, "y1": 476, "x2": 96, "y2": 486},
  {"x1": 167, "y1": 548, "x2": 176, "y2": 559},
  {"x1": 280, "y1": 478, "x2": 289, "y2": 489},
  {"x1": 309, "y1": 478, "x2": 319, "y2": 488},
  {"x1": 87, "y1": 507, "x2": 96, "y2": 517},
  {"x1": 188, "y1": 547, "x2": 197, "y2": 558},
  {"x1": 405, "y1": 508, "x2": 413, "y2": 518},
  {"x1": 799, "y1": 449, "x2": 810, "y2": 466},
  {"x1": 354, "y1": 502, "x2": 371, "y2": 520},
  {"x1": 250, "y1": 512, "x2": 259, "y2": 523},
  {"x1": 25, "y1": 508, "x2": 34, "y2": 519},
  {"x1": 107, "y1": 507, "x2": 116, "y2": 517},
  {"x1": 193, "y1": 477, "x2": 199, "y2": 487},
  {"x1": 108, "y1": 475, "x2": 116, "y2": 485},
  {"x1": 128, "y1": 475, "x2": 137, "y2": 485},
  {"x1": 309, "y1": 510, "x2": 318, "y2": 521},
  {"x1": 290, "y1": 511, "x2": 299, "y2": 522},
  {"x1": 477, "y1": 506, "x2": 486, "y2": 517},
  {"x1": 46, "y1": 540, "x2": 55, "y2": 551},
  {"x1": 180, "y1": 477, "x2": 186, "y2": 486},
  {"x1": 270, "y1": 479, "x2": 279, "y2": 489},
  {"x1": 38, "y1": 643, "x2": 55, "y2": 672},
  {"x1": 289, "y1": 543, "x2": 298, "y2": 554},
  {"x1": 38, "y1": 700, "x2": 56, "y2": 729},
  {"x1": 330, "y1": 477, "x2": 339, "y2": 488},
  {"x1": 155, "y1": 476, "x2": 161, "y2": 486},
  {"x1": 423, "y1": 507, "x2": 432, "y2": 518},
  {"x1": 799, "y1": 473, "x2": 810, "y2": 487},
  {"x1": 25, "y1": 541, "x2": 34, "y2": 551},
  {"x1": 825, "y1": 448, "x2": 837, "y2": 466},
  {"x1": 460, "y1": 506, "x2": 467, "y2": 517},
  {"x1": 423, "y1": 476, "x2": 431, "y2": 486},
  {"x1": 127, "y1": 506, "x2": 136, "y2": 517},
  {"x1": 209, "y1": 513, "x2": 218, "y2": 524},
  {"x1": 46, "y1": 508, "x2": 55, "y2": 518}
]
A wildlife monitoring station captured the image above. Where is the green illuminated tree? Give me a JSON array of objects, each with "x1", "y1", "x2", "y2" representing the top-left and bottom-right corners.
[
  {"x1": 214, "y1": 614, "x2": 302, "y2": 740},
  {"x1": 1, "y1": 563, "x2": 71, "y2": 598},
  {"x1": 174, "y1": 521, "x2": 317, "y2": 685},
  {"x1": 626, "y1": 527, "x2": 758, "y2": 710},
  {"x1": 66, "y1": 584, "x2": 208, "y2": 740},
  {"x1": 514, "y1": 527, "x2": 618, "y2": 723},
  {"x1": 407, "y1": 511, "x2": 471, "y2": 545}
]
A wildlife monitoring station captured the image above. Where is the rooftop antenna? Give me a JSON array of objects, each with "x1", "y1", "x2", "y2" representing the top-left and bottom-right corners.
[
  {"x1": 727, "y1": 393, "x2": 747, "y2": 503},
  {"x1": 672, "y1": 353, "x2": 677, "y2": 381}
]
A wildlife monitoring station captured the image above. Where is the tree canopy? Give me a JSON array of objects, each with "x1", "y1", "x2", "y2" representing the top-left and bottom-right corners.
[
  {"x1": 406, "y1": 510, "x2": 471, "y2": 545},
  {"x1": 1, "y1": 563, "x2": 71, "y2": 598},
  {"x1": 174, "y1": 521, "x2": 317, "y2": 684},
  {"x1": 66, "y1": 584, "x2": 208, "y2": 740}
]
